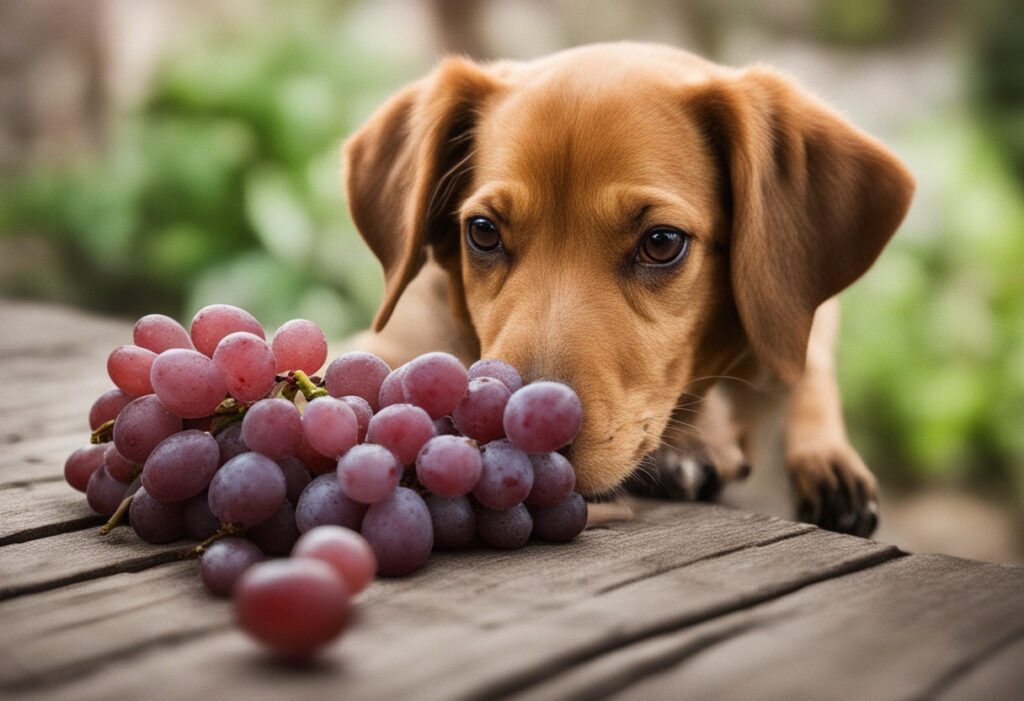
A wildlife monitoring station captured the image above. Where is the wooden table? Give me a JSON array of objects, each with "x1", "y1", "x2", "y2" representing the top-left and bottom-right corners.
[{"x1": 2, "y1": 299, "x2": 1022, "y2": 700}]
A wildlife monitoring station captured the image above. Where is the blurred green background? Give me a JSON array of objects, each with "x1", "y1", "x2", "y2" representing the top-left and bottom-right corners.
[{"x1": 2, "y1": 0, "x2": 1022, "y2": 556}]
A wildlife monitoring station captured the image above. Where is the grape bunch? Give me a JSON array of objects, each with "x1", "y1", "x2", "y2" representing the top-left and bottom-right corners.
[{"x1": 64, "y1": 304, "x2": 587, "y2": 658}]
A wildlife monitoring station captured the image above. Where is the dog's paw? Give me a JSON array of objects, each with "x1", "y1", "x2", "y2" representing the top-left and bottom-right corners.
[
  {"x1": 625, "y1": 446, "x2": 747, "y2": 502},
  {"x1": 788, "y1": 442, "x2": 879, "y2": 537}
]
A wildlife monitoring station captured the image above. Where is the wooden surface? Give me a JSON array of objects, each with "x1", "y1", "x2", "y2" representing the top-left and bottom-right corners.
[{"x1": 2, "y1": 299, "x2": 1023, "y2": 700}]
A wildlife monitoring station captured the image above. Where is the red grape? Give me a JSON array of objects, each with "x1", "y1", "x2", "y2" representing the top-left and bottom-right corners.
[
  {"x1": 400, "y1": 351, "x2": 468, "y2": 420},
  {"x1": 302, "y1": 397, "x2": 359, "y2": 458},
  {"x1": 336, "y1": 443, "x2": 400, "y2": 504},
  {"x1": 150, "y1": 348, "x2": 228, "y2": 419},
  {"x1": 360, "y1": 487, "x2": 433, "y2": 576},
  {"x1": 529, "y1": 492, "x2": 588, "y2": 542},
  {"x1": 208, "y1": 452, "x2": 286, "y2": 528},
  {"x1": 292, "y1": 525, "x2": 377, "y2": 595},
  {"x1": 452, "y1": 377, "x2": 510, "y2": 443},
  {"x1": 212, "y1": 332, "x2": 277, "y2": 404},
  {"x1": 190, "y1": 304, "x2": 265, "y2": 357},
  {"x1": 200, "y1": 537, "x2": 265, "y2": 597},
  {"x1": 272, "y1": 319, "x2": 327, "y2": 375},
  {"x1": 324, "y1": 351, "x2": 391, "y2": 411},
  {"x1": 467, "y1": 358, "x2": 523, "y2": 392},
  {"x1": 241, "y1": 398, "x2": 302, "y2": 459},
  {"x1": 365, "y1": 403, "x2": 434, "y2": 465},
  {"x1": 503, "y1": 381, "x2": 582, "y2": 453},
  {"x1": 133, "y1": 314, "x2": 194, "y2": 353},
  {"x1": 107, "y1": 345, "x2": 157, "y2": 398},
  {"x1": 473, "y1": 438, "x2": 534, "y2": 510},
  {"x1": 415, "y1": 435, "x2": 482, "y2": 497},
  {"x1": 129, "y1": 487, "x2": 186, "y2": 544},
  {"x1": 141, "y1": 429, "x2": 220, "y2": 502},
  {"x1": 88, "y1": 389, "x2": 133, "y2": 430},
  {"x1": 64, "y1": 443, "x2": 106, "y2": 492},
  {"x1": 112, "y1": 394, "x2": 182, "y2": 464}
]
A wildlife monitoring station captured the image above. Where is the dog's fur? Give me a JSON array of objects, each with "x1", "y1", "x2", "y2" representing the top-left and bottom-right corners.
[{"x1": 342, "y1": 43, "x2": 914, "y2": 536}]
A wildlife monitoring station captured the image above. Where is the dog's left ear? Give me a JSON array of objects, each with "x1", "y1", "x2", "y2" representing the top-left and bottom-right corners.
[
  {"x1": 343, "y1": 57, "x2": 502, "y2": 331},
  {"x1": 693, "y1": 67, "x2": 915, "y2": 383}
]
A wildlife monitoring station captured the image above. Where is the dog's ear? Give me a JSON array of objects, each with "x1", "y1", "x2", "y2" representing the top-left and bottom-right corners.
[
  {"x1": 343, "y1": 57, "x2": 501, "y2": 331},
  {"x1": 693, "y1": 67, "x2": 915, "y2": 383}
]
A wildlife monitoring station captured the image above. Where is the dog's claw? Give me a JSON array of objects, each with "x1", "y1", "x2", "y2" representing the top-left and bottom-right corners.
[
  {"x1": 625, "y1": 449, "x2": 723, "y2": 502},
  {"x1": 790, "y1": 457, "x2": 879, "y2": 537}
]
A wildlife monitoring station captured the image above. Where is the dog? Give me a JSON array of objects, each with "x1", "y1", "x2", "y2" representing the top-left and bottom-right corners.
[{"x1": 341, "y1": 42, "x2": 914, "y2": 537}]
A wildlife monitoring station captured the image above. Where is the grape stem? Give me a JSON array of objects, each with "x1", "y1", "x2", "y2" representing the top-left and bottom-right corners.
[
  {"x1": 100, "y1": 493, "x2": 135, "y2": 534},
  {"x1": 90, "y1": 419, "x2": 115, "y2": 444},
  {"x1": 291, "y1": 370, "x2": 328, "y2": 401},
  {"x1": 189, "y1": 523, "x2": 246, "y2": 557}
]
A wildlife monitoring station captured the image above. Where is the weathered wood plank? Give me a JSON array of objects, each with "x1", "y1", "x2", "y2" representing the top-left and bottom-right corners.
[{"x1": 0, "y1": 479, "x2": 104, "y2": 545}]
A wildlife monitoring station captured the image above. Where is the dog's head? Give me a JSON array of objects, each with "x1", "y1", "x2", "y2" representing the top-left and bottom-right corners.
[{"x1": 343, "y1": 43, "x2": 914, "y2": 495}]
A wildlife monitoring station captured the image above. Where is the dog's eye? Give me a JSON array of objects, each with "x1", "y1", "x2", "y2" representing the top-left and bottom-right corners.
[
  {"x1": 466, "y1": 216, "x2": 502, "y2": 253},
  {"x1": 636, "y1": 228, "x2": 689, "y2": 266}
]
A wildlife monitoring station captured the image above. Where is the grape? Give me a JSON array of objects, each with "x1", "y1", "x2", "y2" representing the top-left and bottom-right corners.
[
  {"x1": 295, "y1": 434, "x2": 337, "y2": 476},
  {"x1": 183, "y1": 490, "x2": 221, "y2": 541},
  {"x1": 400, "y1": 351, "x2": 468, "y2": 420},
  {"x1": 272, "y1": 319, "x2": 327, "y2": 375},
  {"x1": 360, "y1": 487, "x2": 433, "y2": 576},
  {"x1": 452, "y1": 377, "x2": 510, "y2": 443},
  {"x1": 212, "y1": 332, "x2": 277, "y2": 404},
  {"x1": 189, "y1": 304, "x2": 265, "y2": 358},
  {"x1": 107, "y1": 345, "x2": 157, "y2": 398},
  {"x1": 200, "y1": 537, "x2": 265, "y2": 597},
  {"x1": 141, "y1": 429, "x2": 220, "y2": 502},
  {"x1": 150, "y1": 348, "x2": 228, "y2": 419},
  {"x1": 295, "y1": 474, "x2": 367, "y2": 533},
  {"x1": 377, "y1": 365, "x2": 407, "y2": 409},
  {"x1": 241, "y1": 398, "x2": 302, "y2": 459},
  {"x1": 276, "y1": 457, "x2": 312, "y2": 505},
  {"x1": 64, "y1": 444, "x2": 106, "y2": 492},
  {"x1": 425, "y1": 494, "x2": 476, "y2": 549},
  {"x1": 103, "y1": 443, "x2": 138, "y2": 483},
  {"x1": 527, "y1": 452, "x2": 576, "y2": 507},
  {"x1": 476, "y1": 503, "x2": 533, "y2": 549},
  {"x1": 324, "y1": 351, "x2": 391, "y2": 412},
  {"x1": 85, "y1": 466, "x2": 130, "y2": 516},
  {"x1": 415, "y1": 435, "x2": 482, "y2": 497},
  {"x1": 503, "y1": 381, "x2": 583, "y2": 453},
  {"x1": 473, "y1": 439, "x2": 534, "y2": 510},
  {"x1": 339, "y1": 395, "x2": 372, "y2": 443},
  {"x1": 302, "y1": 397, "x2": 359, "y2": 458},
  {"x1": 215, "y1": 421, "x2": 248, "y2": 464},
  {"x1": 235, "y1": 558, "x2": 350, "y2": 659},
  {"x1": 129, "y1": 487, "x2": 186, "y2": 544},
  {"x1": 208, "y1": 452, "x2": 286, "y2": 528},
  {"x1": 336, "y1": 443, "x2": 400, "y2": 504},
  {"x1": 292, "y1": 525, "x2": 377, "y2": 594},
  {"x1": 529, "y1": 492, "x2": 588, "y2": 542},
  {"x1": 432, "y1": 415, "x2": 460, "y2": 436},
  {"x1": 88, "y1": 389, "x2": 133, "y2": 430},
  {"x1": 365, "y1": 403, "x2": 434, "y2": 465},
  {"x1": 468, "y1": 358, "x2": 523, "y2": 393},
  {"x1": 247, "y1": 500, "x2": 301, "y2": 556},
  {"x1": 112, "y1": 395, "x2": 182, "y2": 464},
  {"x1": 133, "y1": 314, "x2": 194, "y2": 353}
]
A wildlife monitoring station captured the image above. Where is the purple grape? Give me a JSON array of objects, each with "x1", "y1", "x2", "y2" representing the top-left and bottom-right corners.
[
  {"x1": 529, "y1": 492, "x2": 588, "y2": 542},
  {"x1": 292, "y1": 525, "x2": 377, "y2": 594},
  {"x1": 212, "y1": 331, "x2": 277, "y2": 404},
  {"x1": 112, "y1": 394, "x2": 182, "y2": 464},
  {"x1": 64, "y1": 443, "x2": 106, "y2": 492},
  {"x1": 295, "y1": 434, "x2": 337, "y2": 476},
  {"x1": 133, "y1": 313, "x2": 194, "y2": 353},
  {"x1": 527, "y1": 452, "x2": 576, "y2": 507},
  {"x1": 365, "y1": 403, "x2": 434, "y2": 465},
  {"x1": 473, "y1": 439, "x2": 534, "y2": 510},
  {"x1": 400, "y1": 351, "x2": 468, "y2": 420},
  {"x1": 183, "y1": 490, "x2": 221, "y2": 540},
  {"x1": 272, "y1": 319, "x2": 328, "y2": 375},
  {"x1": 295, "y1": 474, "x2": 367, "y2": 533},
  {"x1": 377, "y1": 365, "x2": 408, "y2": 409},
  {"x1": 452, "y1": 377, "x2": 510, "y2": 443},
  {"x1": 107, "y1": 345, "x2": 157, "y2": 398},
  {"x1": 336, "y1": 443, "x2": 400, "y2": 504},
  {"x1": 339, "y1": 395, "x2": 372, "y2": 443},
  {"x1": 215, "y1": 421, "x2": 248, "y2": 464},
  {"x1": 208, "y1": 452, "x2": 286, "y2": 528},
  {"x1": 103, "y1": 443, "x2": 138, "y2": 483},
  {"x1": 503, "y1": 381, "x2": 583, "y2": 453},
  {"x1": 150, "y1": 348, "x2": 228, "y2": 419},
  {"x1": 476, "y1": 503, "x2": 533, "y2": 549},
  {"x1": 247, "y1": 499, "x2": 301, "y2": 556},
  {"x1": 200, "y1": 537, "x2": 266, "y2": 597},
  {"x1": 88, "y1": 389, "x2": 133, "y2": 430},
  {"x1": 241, "y1": 397, "x2": 302, "y2": 459},
  {"x1": 360, "y1": 487, "x2": 433, "y2": 576},
  {"x1": 324, "y1": 351, "x2": 392, "y2": 412},
  {"x1": 129, "y1": 487, "x2": 186, "y2": 544},
  {"x1": 189, "y1": 304, "x2": 265, "y2": 358},
  {"x1": 302, "y1": 396, "x2": 359, "y2": 458},
  {"x1": 425, "y1": 494, "x2": 476, "y2": 549},
  {"x1": 468, "y1": 358, "x2": 523, "y2": 393},
  {"x1": 276, "y1": 457, "x2": 312, "y2": 505},
  {"x1": 415, "y1": 435, "x2": 482, "y2": 497},
  {"x1": 85, "y1": 465, "x2": 130, "y2": 516},
  {"x1": 141, "y1": 429, "x2": 220, "y2": 502}
]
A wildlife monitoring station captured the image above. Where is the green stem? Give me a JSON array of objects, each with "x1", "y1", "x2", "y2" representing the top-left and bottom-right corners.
[
  {"x1": 100, "y1": 493, "x2": 135, "y2": 534},
  {"x1": 292, "y1": 370, "x2": 328, "y2": 401},
  {"x1": 90, "y1": 419, "x2": 115, "y2": 444}
]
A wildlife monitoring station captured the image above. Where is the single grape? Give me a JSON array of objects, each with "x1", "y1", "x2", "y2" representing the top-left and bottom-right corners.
[
  {"x1": 215, "y1": 421, "x2": 248, "y2": 464},
  {"x1": 276, "y1": 456, "x2": 312, "y2": 505},
  {"x1": 377, "y1": 365, "x2": 407, "y2": 409},
  {"x1": 103, "y1": 443, "x2": 138, "y2": 483},
  {"x1": 247, "y1": 500, "x2": 301, "y2": 556},
  {"x1": 473, "y1": 438, "x2": 534, "y2": 510},
  {"x1": 200, "y1": 537, "x2": 265, "y2": 597},
  {"x1": 452, "y1": 377, "x2": 510, "y2": 443},
  {"x1": 189, "y1": 304, "x2": 265, "y2": 358},
  {"x1": 467, "y1": 358, "x2": 523, "y2": 393},
  {"x1": 425, "y1": 494, "x2": 476, "y2": 549},
  {"x1": 150, "y1": 348, "x2": 228, "y2": 419},
  {"x1": 324, "y1": 351, "x2": 391, "y2": 412},
  {"x1": 106, "y1": 345, "x2": 157, "y2": 398},
  {"x1": 183, "y1": 490, "x2": 221, "y2": 541},
  {"x1": 295, "y1": 433, "x2": 337, "y2": 476},
  {"x1": 503, "y1": 381, "x2": 583, "y2": 453},
  {"x1": 295, "y1": 474, "x2": 368, "y2": 533},
  {"x1": 235, "y1": 558, "x2": 350, "y2": 660},
  {"x1": 141, "y1": 429, "x2": 220, "y2": 502},
  {"x1": 64, "y1": 444, "x2": 107, "y2": 492},
  {"x1": 529, "y1": 492, "x2": 588, "y2": 542},
  {"x1": 365, "y1": 403, "x2": 434, "y2": 465},
  {"x1": 360, "y1": 487, "x2": 433, "y2": 576},
  {"x1": 129, "y1": 487, "x2": 186, "y2": 544},
  {"x1": 112, "y1": 394, "x2": 182, "y2": 464},
  {"x1": 476, "y1": 503, "x2": 533, "y2": 549},
  {"x1": 272, "y1": 319, "x2": 327, "y2": 375},
  {"x1": 302, "y1": 397, "x2": 359, "y2": 458},
  {"x1": 526, "y1": 452, "x2": 576, "y2": 507},
  {"x1": 336, "y1": 443, "x2": 400, "y2": 504},
  {"x1": 85, "y1": 466, "x2": 130, "y2": 516},
  {"x1": 240, "y1": 398, "x2": 302, "y2": 459},
  {"x1": 415, "y1": 435, "x2": 482, "y2": 497},
  {"x1": 212, "y1": 332, "x2": 278, "y2": 404},
  {"x1": 208, "y1": 452, "x2": 286, "y2": 528},
  {"x1": 292, "y1": 525, "x2": 377, "y2": 594},
  {"x1": 88, "y1": 389, "x2": 133, "y2": 430},
  {"x1": 339, "y1": 395, "x2": 372, "y2": 443},
  {"x1": 400, "y1": 351, "x2": 468, "y2": 420},
  {"x1": 133, "y1": 314, "x2": 194, "y2": 353}
]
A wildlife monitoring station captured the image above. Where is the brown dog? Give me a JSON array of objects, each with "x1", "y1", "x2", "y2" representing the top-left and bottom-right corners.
[{"x1": 342, "y1": 43, "x2": 914, "y2": 536}]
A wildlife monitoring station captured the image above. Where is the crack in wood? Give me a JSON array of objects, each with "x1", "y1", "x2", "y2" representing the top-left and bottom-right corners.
[{"x1": 0, "y1": 515, "x2": 106, "y2": 547}]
